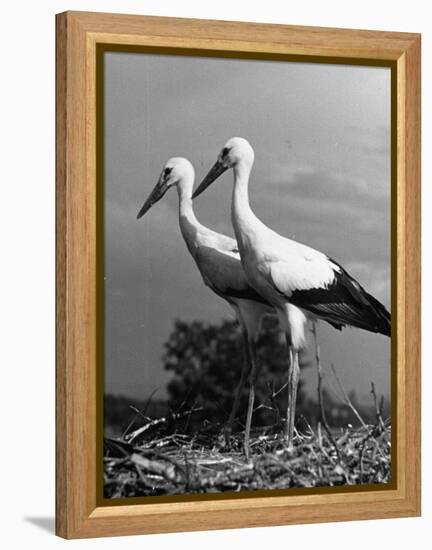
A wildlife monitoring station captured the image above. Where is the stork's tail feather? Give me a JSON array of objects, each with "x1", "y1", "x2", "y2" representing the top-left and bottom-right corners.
[
  {"x1": 362, "y1": 290, "x2": 391, "y2": 337},
  {"x1": 331, "y1": 260, "x2": 391, "y2": 337}
]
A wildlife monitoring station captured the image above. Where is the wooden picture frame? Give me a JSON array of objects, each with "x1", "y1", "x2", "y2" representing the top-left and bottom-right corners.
[{"x1": 56, "y1": 11, "x2": 421, "y2": 539}]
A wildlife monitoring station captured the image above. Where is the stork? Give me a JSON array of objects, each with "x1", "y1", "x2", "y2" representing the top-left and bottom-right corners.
[
  {"x1": 137, "y1": 157, "x2": 275, "y2": 456},
  {"x1": 193, "y1": 137, "x2": 391, "y2": 447}
]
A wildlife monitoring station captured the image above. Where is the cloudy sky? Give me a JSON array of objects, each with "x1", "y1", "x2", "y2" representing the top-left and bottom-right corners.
[{"x1": 104, "y1": 52, "x2": 391, "y2": 404}]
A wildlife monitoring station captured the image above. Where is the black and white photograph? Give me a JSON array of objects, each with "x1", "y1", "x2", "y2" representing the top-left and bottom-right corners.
[{"x1": 103, "y1": 51, "x2": 392, "y2": 499}]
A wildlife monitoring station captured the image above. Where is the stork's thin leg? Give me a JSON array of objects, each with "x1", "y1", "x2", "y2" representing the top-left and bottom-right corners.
[
  {"x1": 285, "y1": 349, "x2": 300, "y2": 447},
  {"x1": 284, "y1": 345, "x2": 300, "y2": 447},
  {"x1": 224, "y1": 328, "x2": 251, "y2": 445},
  {"x1": 284, "y1": 345, "x2": 294, "y2": 443},
  {"x1": 244, "y1": 339, "x2": 258, "y2": 460}
]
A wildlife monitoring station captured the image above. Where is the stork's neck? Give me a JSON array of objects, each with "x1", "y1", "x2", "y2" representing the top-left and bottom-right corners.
[
  {"x1": 177, "y1": 181, "x2": 202, "y2": 255},
  {"x1": 177, "y1": 184, "x2": 195, "y2": 218},
  {"x1": 231, "y1": 161, "x2": 260, "y2": 246}
]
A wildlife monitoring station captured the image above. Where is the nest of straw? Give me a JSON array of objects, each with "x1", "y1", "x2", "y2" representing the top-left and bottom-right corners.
[{"x1": 104, "y1": 417, "x2": 391, "y2": 498}]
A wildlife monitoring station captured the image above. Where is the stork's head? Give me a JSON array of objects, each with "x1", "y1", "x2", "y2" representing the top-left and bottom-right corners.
[
  {"x1": 192, "y1": 137, "x2": 254, "y2": 199},
  {"x1": 137, "y1": 157, "x2": 194, "y2": 219}
]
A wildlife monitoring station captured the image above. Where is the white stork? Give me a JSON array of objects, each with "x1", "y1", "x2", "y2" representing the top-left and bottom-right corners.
[
  {"x1": 193, "y1": 137, "x2": 391, "y2": 447},
  {"x1": 137, "y1": 157, "x2": 275, "y2": 455}
]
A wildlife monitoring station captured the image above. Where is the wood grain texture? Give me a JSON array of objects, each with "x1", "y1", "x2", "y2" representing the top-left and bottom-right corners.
[
  {"x1": 66, "y1": 10, "x2": 418, "y2": 59},
  {"x1": 55, "y1": 11, "x2": 421, "y2": 539},
  {"x1": 56, "y1": 11, "x2": 98, "y2": 537},
  {"x1": 402, "y1": 36, "x2": 421, "y2": 513}
]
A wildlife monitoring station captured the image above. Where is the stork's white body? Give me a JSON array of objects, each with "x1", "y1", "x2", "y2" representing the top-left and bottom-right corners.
[
  {"x1": 229, "y1": 155, "x2": 389, "y2": 343},
  {"x1": 230, "y1": 163, "x2": 335, "y2": 349}
]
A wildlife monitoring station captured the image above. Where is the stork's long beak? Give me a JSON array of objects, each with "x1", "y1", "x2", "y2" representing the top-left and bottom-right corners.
[
  {"x1": 192, "y1": 160, "x2": 228, "y2": 199},
  {"x1": 137, "y1": 175, "x2": 170, "y2": 219}
]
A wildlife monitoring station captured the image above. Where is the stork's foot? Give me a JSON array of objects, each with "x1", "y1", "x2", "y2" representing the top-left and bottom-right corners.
[{"x1": 283, "y1": 437, "x2": 295, "y2": 451}]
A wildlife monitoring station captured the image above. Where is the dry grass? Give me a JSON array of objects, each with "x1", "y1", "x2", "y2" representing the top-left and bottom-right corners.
[{"x1": 104, "y1": 418, "x2": 391, "y2": 498}]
